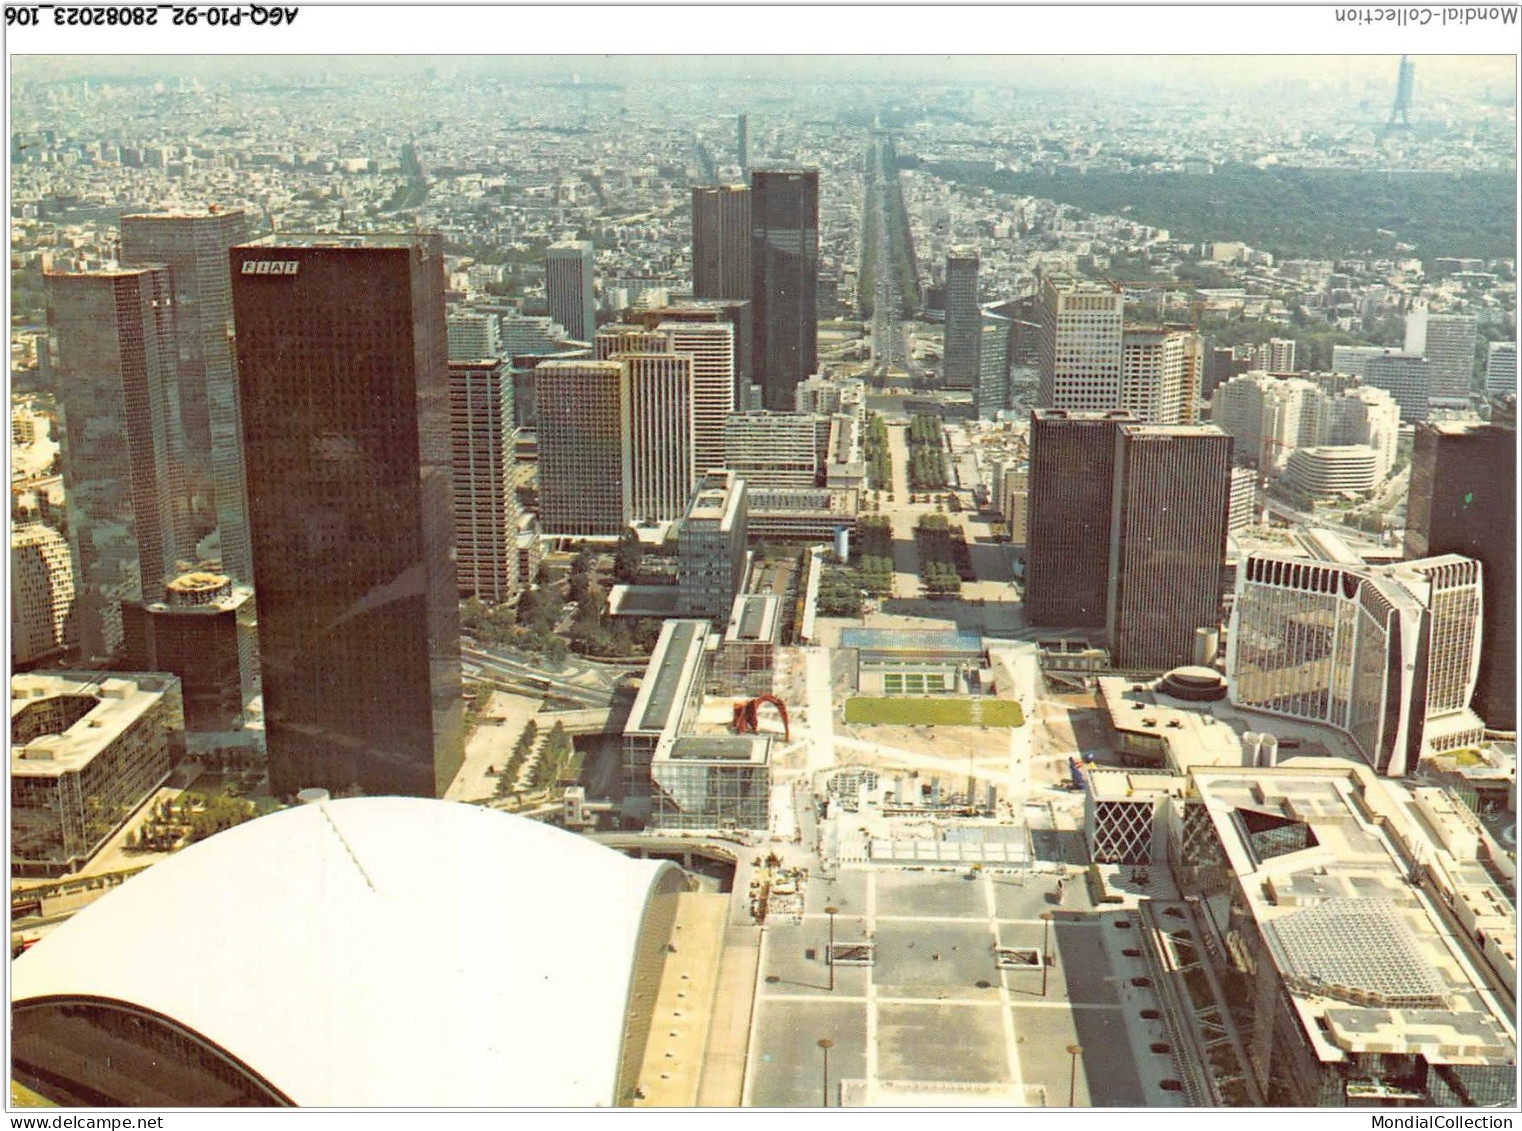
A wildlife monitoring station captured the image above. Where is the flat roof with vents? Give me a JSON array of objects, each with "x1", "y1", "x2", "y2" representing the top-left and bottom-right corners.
[{"x1": 626, "y1": 620, "x2": 710, "y2": 738}]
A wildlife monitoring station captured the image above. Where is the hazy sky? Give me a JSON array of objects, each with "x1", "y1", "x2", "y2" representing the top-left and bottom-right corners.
[{"x1": 12, "y1": 54, "x2": 1515, "y2": 94}]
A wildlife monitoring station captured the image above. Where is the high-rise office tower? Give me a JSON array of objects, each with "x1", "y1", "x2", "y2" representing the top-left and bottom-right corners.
[
  {"x1": 546, "y1": 239, "x2": 597, "y2": 343},
  {"x1": 1330, "y1": 344, "x2": 1400, "y2": 379},
  {"x1": 1203, "y1": 345, "x2": 1240, "y2": 398},
  {"x1": 1026, "y1": 409, "x2": 1135, "y2": 628},
  {"x1": 677, "y1": 470, "x2": 749, "y2": 620},
  {"x1": 598, "y1": 319, "x2": 730, "y2": 487},
  {"x1": 751, "y1": 169, "x2": 818, "y2": 410},
  {"x1": 723, "y1": 412, "x2": 829, "y2": 488},
  {"x1": 1405, "y1": 421, "x2": 1515, "y2": 729},
  {"x1": 231, "y1": 235, "x2": 464, "y2": 799},
  {"x1": 1227, "y1": 466, "x2": 1258, "y2": 532},
  {"x1": 1121, "y1": 325, "x2": 1201, "y2": 424},
  {"x1": 736, "y1": 113, "x2": 748, "y2": 171},
  {"x1": 943, "y1": 249, "x2": 981, "y2": 391},
  {"x1": 1486, "y1": 341, "x2": 1516, "y2": 396},
  {"x1": 978, "y1": 309, "x2": 1012, "y2": 421},
  {"x1": 1107, "y1": 424, "x2": 1233, "y2": 671},
  {"x1": 46, "y1": 266, "x2": 191, "y2": 661},
  {"x1": 595, "y1": 325, "x2": 667, "y2": 360},
  {"x1": 1231, "y1": 553, "x2": 1484, "y2": 777},
  {"x1": 120, "y1": 209, "x2": 253, "y2": 586},
  {"x1": 446, "y1": 310, "x2": 501, "y2": 362},
  {"x1": 1253, "y1": 337, "x2": 1297, "y2": 374},
  {"x1": 11, "y1": 515, "x2": 76, "y2": 666},
  {"x1": 1363, "y1": 353, "x2": 1430, "y2": 422},
  {"x1": 635, "y1": 300, "x2": 751, "y2": 408},
  {"x1": 622, "y1": 352, "x2": 696, "y2": 522},
  {"x1": 1423, "y1": 313, "x2": 1479, "y2": 401},
  {"x1": 534, "y1": 360, "x2": 628, "y2": 536},
  {"x1": 661, "y1": 320, "x2": 734, "y2": 476},
  {"x1": 448, "y1": 359, "x2": 520, "y2": 605},
  {"x1": 1037, "y1": 277, "x2": 1125, "y2": 411},
  {"x1": 692, "y1": 185, "x2": 752, "y2": 303}
]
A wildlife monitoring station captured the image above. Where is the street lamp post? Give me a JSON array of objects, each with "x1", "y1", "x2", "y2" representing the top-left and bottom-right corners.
[
  {"x1": 1041, "y1": 911, "x2": 1052, "y2": 997},
  {"x1": 818, "y1": 1037, "x2": 834, "y2": 1107},
  {"x1": 1067, "y1": 1044, "x2": 1083, "y2": 1106},
  {"x1": 825, "y1": 905, "x2": 839, "y2": 991}
]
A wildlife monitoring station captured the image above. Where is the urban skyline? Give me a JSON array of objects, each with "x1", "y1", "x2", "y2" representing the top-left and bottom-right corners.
[{"x1": 8, "y1": 45, "x2": 1517, "y2": 1112}]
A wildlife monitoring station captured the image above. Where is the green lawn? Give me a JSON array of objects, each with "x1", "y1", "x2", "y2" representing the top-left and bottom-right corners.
[
  {"x1": 844, "y1": 697, "x2": 1024, "y2": 727},
  {"x1": 980, "y1": 700, "x2": 1025, "y2": 727}
]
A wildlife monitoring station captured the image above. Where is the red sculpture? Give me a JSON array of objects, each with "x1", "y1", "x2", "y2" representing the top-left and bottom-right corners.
[{"x1": 732, "y1": 695, "x2": 790, "y2": 742}]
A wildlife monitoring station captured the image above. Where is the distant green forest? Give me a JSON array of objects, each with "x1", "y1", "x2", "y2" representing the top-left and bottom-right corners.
[{"x1": 917, "y1": 161, "x2": 1517, "y2": 265}]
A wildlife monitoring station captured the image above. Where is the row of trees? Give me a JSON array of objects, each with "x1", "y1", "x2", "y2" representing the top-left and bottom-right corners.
[
  {"x1": 864, "y1": 415, "x2": 892, "y2": 490},
  {"x1": 461, "y1": 550, "x2": 662, "y2": 662},
  {"x1": 532, "y1": 721, "x2": 578, "y2": 790},
  {"x1": 915, "y1": 514, "x2": 963, "y2": 597},
  {"x1": 816, "y1": 568, "x2": 865, "y2": 617},
  {"x1": 856, "y1": 515, "x2": 896, "y2": 596},
  {"x1": 125, "y1": 791, "x2": 258, "y2": 853},
  {"x1": 906, "y1": 414, "x2": 949, "y2": 491},
  {"x1": 496, "y1": 719, "x2": 539, "y2": 797}
]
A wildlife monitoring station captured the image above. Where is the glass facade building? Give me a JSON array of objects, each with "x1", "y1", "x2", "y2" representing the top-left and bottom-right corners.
[
  {"x1": 651, "y1": 736, "x2": 770, "y2": 832},
  {"x1": 45, "y1": 267, "x2": 191, "y2": 661},
  {"x1": 1229, "y1": 553, "x2": 1484, "y2": 776},
  {"x1": 10, "y1": 673, "x2": 183, "y2": 877},
  {"x1": 230, "y1": 236, "x2": 464, "y2": 799},
  {"x1": 1405, "y1": 421, "x2": 1515, "y2": 730},
  {"x1": 751, "y1": 170, "x2": 818, "y2": 411},
  {"x1": 120, "y1": 210, "x2": 254, "y2": 585}
]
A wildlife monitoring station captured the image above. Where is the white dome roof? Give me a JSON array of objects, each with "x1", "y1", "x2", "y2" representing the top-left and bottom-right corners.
[{"x1": 12, "y1": 797, "x2": 679, "y2": 1107}]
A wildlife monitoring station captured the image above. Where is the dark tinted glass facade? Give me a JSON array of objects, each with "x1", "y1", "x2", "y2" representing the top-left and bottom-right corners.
[
  {"x1": 1405, "y1": 422, "x2": 1515, "y2": 729},
  {"x1": 1026, "y1": 410, "x2": 1133, "y2": 628},
  {"x1": 692, "y1": 185, "x2": 751, "y2": 303},
  {"x1": 45, "y1": 268, "x2": 190, "y2": 660},
  {"x1": 13, "y1": 998, "x2": 291, "y2": 1106},
  {"x1": 231, "y1": 239, "x2": 463, "y2": 798},
  {"x1": 750, "y1": 170, "x2": 818, "y2": 410},
  {"x1": 120, "y1": 211, "x2": 254, "y2": 585},
  {"x1": 1108, "y1": 425, "x2": 1233, "y2": 670}
]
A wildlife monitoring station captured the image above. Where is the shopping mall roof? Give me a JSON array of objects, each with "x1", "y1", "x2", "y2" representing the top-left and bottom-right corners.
[{"x1": 11, "y1": 797, "x2": 679, "y2": 1107}]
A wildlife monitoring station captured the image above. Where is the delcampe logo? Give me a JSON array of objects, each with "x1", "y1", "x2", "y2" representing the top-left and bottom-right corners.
[{"x1": 241, "y1": 260, "x2": 300, "y2": 276}]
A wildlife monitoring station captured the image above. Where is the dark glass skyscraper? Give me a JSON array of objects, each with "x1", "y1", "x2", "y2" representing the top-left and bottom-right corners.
[
  {"x1": 750, "y1": 169, "x2": 818, "y2": 410},
  {"x1": 231, "y1": 235, "x2": 464, "y2": 798},
  {"x1": 943, "y1": 248, "x2": 981, "y2": 391},
  {"x1": 120, "y1": 209, "x2": 253, "y2": 585},
  {"x1": 45, "y1": 266, "x2": 190, "y2": 660},
  {"x1": 692, "y1": 185, "x2": 751, "y2": 303},
  {"x1": 1026, "y1": 409, "x2": 1134, "y2": 628},
  {"x1": 1108, "y1": 424, "x2": 1233, "y2": 670},
  {"x1": 1405, "y1": 421, "x2": 1516, "y2": 729}
]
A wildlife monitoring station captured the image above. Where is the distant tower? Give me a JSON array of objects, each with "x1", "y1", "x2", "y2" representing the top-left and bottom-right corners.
[
  {"x1": 1037, "y1": 277, "x2": 1125, "y2": 411},
  {"x1": 1384, "y1": 55, "x2": 1415, "y2": 136},
  {"x1": 448, "y1": 359, "x2": 521, "y2": 605},
  {"x1": 546, "y1": 239, "x2": 597, "y2": 343},
  {"x1": 942, "y1": 248, "x2": 981, "y2": 391},
  {"x1": 751, "y1": 169, "x2": 819, "y2": 410},
  {"x1": 692, "y1": 185, "x2": 752, "y2": 303},
  {"x1": 736, "y1": 113, "x2": 748, "y2": 171}
]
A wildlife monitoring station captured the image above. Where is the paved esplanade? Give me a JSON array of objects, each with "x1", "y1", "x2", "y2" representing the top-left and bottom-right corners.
[{"x1": 742, "y1": 864, "x2": 1168, "y2": 1107}]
